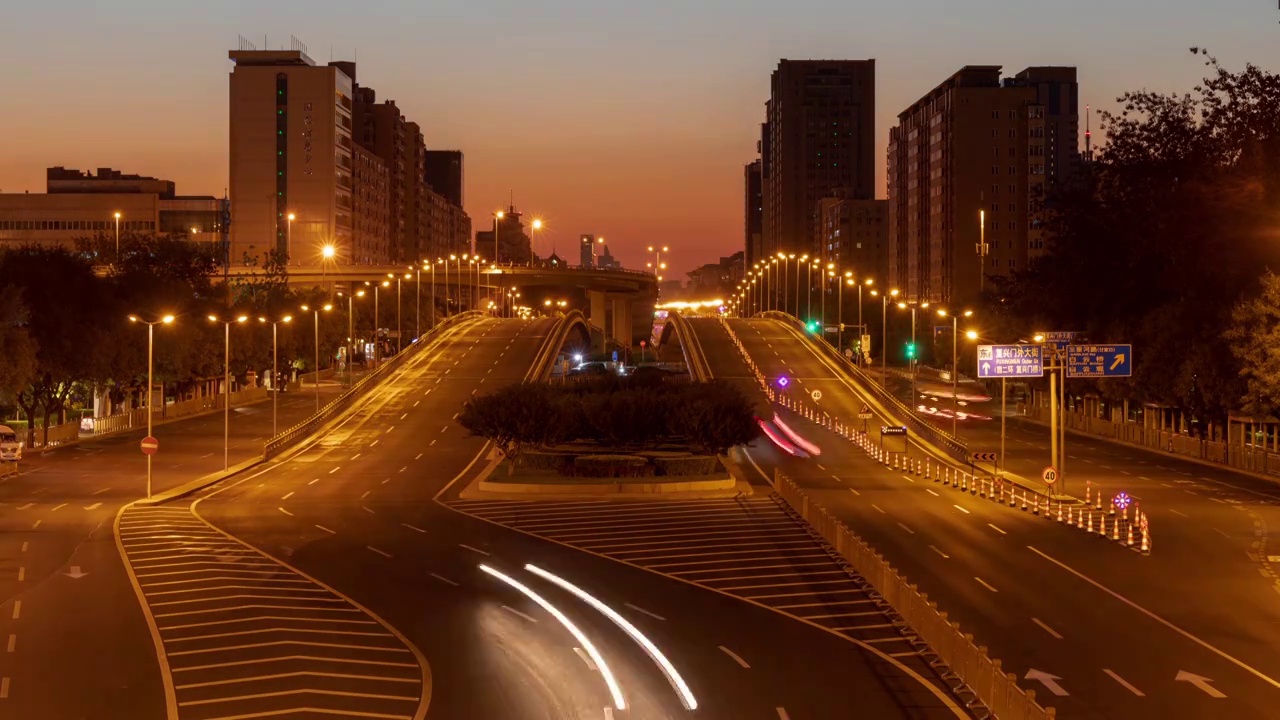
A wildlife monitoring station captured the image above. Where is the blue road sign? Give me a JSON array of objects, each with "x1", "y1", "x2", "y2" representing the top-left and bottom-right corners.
[
  {"x1": 977, "y1": 344, "x2": 1044, "y2": 379},
  {"x1": 1066, "y1": 344, "x2": 1132, "y2": 378}
]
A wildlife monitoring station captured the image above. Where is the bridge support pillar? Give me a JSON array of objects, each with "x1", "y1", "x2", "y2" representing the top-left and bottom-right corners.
[
  {"x1": 611, "y1": 297, "x2": 633, "y2": 357},
  {"x1": 588, "y1": 290, "x2": 607, "y2": 353}
]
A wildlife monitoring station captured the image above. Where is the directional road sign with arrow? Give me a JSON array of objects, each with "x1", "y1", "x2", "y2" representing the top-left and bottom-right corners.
[
  {"x1": 1066, "y1": 344, "x2": 1132, "y2": 378},
  {"x1": 977, "y1": 344, "x2": 1044, "y2": 379}
]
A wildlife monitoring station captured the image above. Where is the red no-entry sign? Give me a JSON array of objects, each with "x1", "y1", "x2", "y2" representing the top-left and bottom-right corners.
[{"x1": 141, "y1": 436, "x2": 159, "y2": 455}]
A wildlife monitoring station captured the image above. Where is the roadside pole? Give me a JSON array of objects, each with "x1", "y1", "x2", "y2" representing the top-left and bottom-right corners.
[
  {"x1": 1049, "y1": 364, "x2": 1059, "y2": 494},
  {"x1": 1000, "y1": 377, "x2": 1006, "y2": 477}
]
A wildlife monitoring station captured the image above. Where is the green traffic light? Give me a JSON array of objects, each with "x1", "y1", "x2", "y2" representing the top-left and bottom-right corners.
[{"x1": 905, "y1": 342, "x2": 917, "y2": 359}]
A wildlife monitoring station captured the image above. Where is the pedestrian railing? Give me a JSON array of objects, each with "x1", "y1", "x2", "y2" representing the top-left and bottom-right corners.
[
  {"x1": 263, "y1": 310, "x2": 486, "y2": 459},
  {"x1": 774, "y1": 471, "x2": 1058, "y2": 720}
]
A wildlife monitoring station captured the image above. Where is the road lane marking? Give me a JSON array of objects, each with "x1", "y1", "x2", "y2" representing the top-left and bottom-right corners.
[
  {"x1": 360, "y1": 491, "x2": 371, "y2": 500},
  {"x1": 281, "y1": 492, "x2": 294, "y2": 500},
  {"x1": 20, "y1": 543, "x2": 26, "y2": 553},
  {"x1": 402, "y1": 524, "x2": 426, "y2": 533},
  {"x1": 370, "y1": 440, "x2": 379, "y2": 447},
  {"x1": 0, "y1": 677, "x2": 8, "y2": 699},
  {"x1": 10, "y1": 602, "x2": 18, "y2": 620},
  {"x1": 1171, "y1": 509, "x2": 1189, "y2": 517},
  {"x1": 871, "y1": 504, "x2": 886, "y2": 514},
  {"x1": 897, "y1": 523, "x2": 915, "y2": 535},
  {"x1": 17, "y1": 568, "x2": 24, "y2": 582},
  {"x1": 429, "y1": 573, "x2": 459, "y2": 586},
  {"x1": 440, "y1": 426, "x2": 448, "y2": 433},
  {"x1": 366, "y1": 546, "x2": 393, "y2": 559},
  {"x1": 926, "y1": 488, "x2": 940, "y2": 497},
  {"x1": 573, "y1": 647, "x2": 597, "y2": 670},
  {"x1": 816, "y1": 464, "x2": 826, "y2": 471},
  {"x1": 329, "y1": 466, "x2": 342, "y2": 473},
  {"x1": 399, "y1": 466, "x2": 408, "y2": 473},
  {"x1": 350, "y1": 453, "x2": 361, "y2": 460},
  {"x1": 953, "y1": 505, "x2": 970, "y2": 514},
  {"x1": 16, "y1": 503, "x2": 32, "y2": 510},
  {"x1": 93, "y1": 487, "x2": 111, "y2": 495},
  {"x1": 362, "y1": 507, "x2": 375, "y2": 514},
  {"x1": 6, "y1": 634, "x2": 14, "y2": 652},
  {"x1": 1031, "y1": 617, "x2": 1062, "y2": 639},
  {"x1": 847, "y1": 488, "x2": 860, "y2": 496},
  {"x1": 901, "y1": 475, "x2": 915, "y2": 484},
  {"x1": 1028, "y1": 545, "x2": 1280, "y2": 690},
  {"x1": 315, "y1": 525, "x2": 336, "y2": 534},
  {"x1": 459, "y1": 544, "x2": 489, "y2": 556},
  {"x1": 386, "y1": 425, "x2": 395, "y2": 433},
  {"x1": 429, "y1": 440, "x2": 437, "y2": 446},
  {"x1": 400, "y1": 413, "x2": 408, "y2": 420},
  {"x1": 776, "y1": 709, "x2": 790, "y2": 720},
  {"x1": 987, "y1": 523, "x2": 1007, "y2": 535},
  {"x1": 1214, "y1": 528, "x2": 1231, "y2": 538},
  {"x1": 974, "y1": 577, "x2": 998, "y2": 592},
  {"x1": 719, "y1": 645, "x2": 751, "y2": 668},
  {"x1": 624, "y1": 603, "x2": 665, "y2": 621},
  {"x1": 415, "y1": 453, "x2": 423, "y2": 460},
  {"x1": 1104, "y1": 668, "x2": 1145, "y2": 696},
  {"x1": 308, "y1": 479, "x2": 319, "y2": 486},
  {"x1": 277, "y1": 508, "x2": 293, "y2": 517},
  {"x1": 413, "y1": 401, "x2": 420, "y2": 407},
  {"x1": 502, "y1": 605, "x2": 538, "y2": 623},
  {"x1": 830, "y1": 474, "x2": 842, "y2": 483}
]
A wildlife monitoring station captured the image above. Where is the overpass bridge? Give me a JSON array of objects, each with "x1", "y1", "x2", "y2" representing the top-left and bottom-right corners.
[{"x1": 102, "y1": 260, "x2": 659, "y2": 350}]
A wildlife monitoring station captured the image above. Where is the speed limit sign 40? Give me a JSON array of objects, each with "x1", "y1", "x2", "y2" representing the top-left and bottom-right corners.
[{"x1": 1042, "y1": 466, "x2": 1058, "y2": 485}]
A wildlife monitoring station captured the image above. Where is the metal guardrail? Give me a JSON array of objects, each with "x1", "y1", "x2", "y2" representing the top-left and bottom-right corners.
[
  {"x1": 756, "y1": 311, "x2": 970, "y2": 462},
  {"x1": 263, "y1": 311, "x2": 487, "y2": 459},
  {"x1": 668, "y1": 312, "x2": 711, "y2": 382},
  {"x1": 774, "y1": 471, "x2": 1058, "y2": 720},
  {"x1": 532, "y1": 313, "x2": 575, "y2": 381}
]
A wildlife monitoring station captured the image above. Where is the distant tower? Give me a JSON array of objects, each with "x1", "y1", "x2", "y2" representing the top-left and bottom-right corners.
[{"x1": 1083, "y1": 104, "x2": 1093, "y2": 163}]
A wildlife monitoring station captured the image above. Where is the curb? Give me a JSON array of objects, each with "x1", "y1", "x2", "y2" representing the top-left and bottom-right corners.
[
  {"x1": 134, "y1": 455, "x2": 265, "y2": 506},
  {"x1": 477, "y1": 476, "x2": 738, "y2": 496}
]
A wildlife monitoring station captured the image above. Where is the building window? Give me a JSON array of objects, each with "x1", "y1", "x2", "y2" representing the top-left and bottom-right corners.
[
  {"x1": 992, "y1": 166, "x2": 999, "y2": 175},
  {"x1": 1008, "y1": 166, "x2": 1016, "y2": 175}
]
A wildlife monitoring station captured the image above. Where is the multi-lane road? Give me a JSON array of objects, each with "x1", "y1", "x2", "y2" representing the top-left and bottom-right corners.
[
  {"x1": 687, "y1": 315, "x2": 1280, "y2": 720},
  {"x1": 2, "y1": 314, "x2": 974, "y2": 718}
]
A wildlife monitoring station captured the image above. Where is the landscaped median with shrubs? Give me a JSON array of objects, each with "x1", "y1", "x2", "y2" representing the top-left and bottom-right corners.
[{"x1": 457, "y1": 376, "x2": 758, "y2": 480}]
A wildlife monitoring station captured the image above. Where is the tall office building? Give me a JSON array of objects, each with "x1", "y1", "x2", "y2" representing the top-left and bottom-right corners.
[
  {"x1": 228, "y1": 49, "x2": 354, "y2": 265},
  {"x1": 759, "y1": 59, "x2": 876, "y2": 260},
  {"x1": 744, "y1": 160, "x2": 763, "y2": 268},
  {"x1": 887, "y1": 66, "x2": 1078, "y2": 304},
  {"x1": 579, "y1": 234, "x2": 596, "y2": 267}
]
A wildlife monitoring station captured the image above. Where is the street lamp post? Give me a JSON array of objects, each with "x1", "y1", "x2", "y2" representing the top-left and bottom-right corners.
[
  {"x1": 368, "y1": 280, "x2": 389, "y2": 369},
  {"x1": 286, "y1": 212, "x2": 296, "y2": 260},
  {"x1": 208, "y1": 314, "x2": 249, "y2": 471},
  {"x1": 493, "y1": 210, "x2": 505, "y2": 267},
  {"x1": 321, "y1": 244, "x2": 336, "y2": 297},
  {"x1": 339, "y1": 290, "x2": 366, "y2": 386},
  {"x1": 875, "y1": 288, "x2": 899, "y2": 386},
  {"x1": 793, "y1": 254, "x2": 804, "y2": 317},
  {"x1": 128, "y1": 313, "x2": 174, "y2": 498},
  {"x1": 300, "y1": 303, "x2": 332, "y2": 413},
  {"x1": 258, "y1": 315, "x2": 293, "y2": 437},
  {"x1": 413, "y1": 265, "x2": 421, "y2": 341},
  {"x1": 113, "y1": 212, "x2": 122, "y2": 262},
  {"x1": 937, "y1": 308, "x2": 974, "y2": 437}
]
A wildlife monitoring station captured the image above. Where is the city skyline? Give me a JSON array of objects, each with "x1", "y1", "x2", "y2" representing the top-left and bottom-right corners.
[{"x1": 1, "y1": 0, "x2": 1273, "y2": 277}]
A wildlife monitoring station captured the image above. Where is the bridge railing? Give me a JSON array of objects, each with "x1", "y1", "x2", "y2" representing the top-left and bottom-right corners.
[{"x1": 263, "y1": 310, "x2": 486, "y2": 459}]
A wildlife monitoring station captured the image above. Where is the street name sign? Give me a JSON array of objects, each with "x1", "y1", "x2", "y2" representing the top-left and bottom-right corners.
[
  {"x1": 1066, "y1": 344, "x2": 1132, "y2": 378},
  {"x1": 1042, "y1": 331, "x2": 1078, "y2": 349},
  {"x1": 977, "y1": 345, "x2": 1044, "y2": 379}
]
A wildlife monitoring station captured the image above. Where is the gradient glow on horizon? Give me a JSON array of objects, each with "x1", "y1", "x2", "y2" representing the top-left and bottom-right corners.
[{"x1": 2, "y1": 0, "x2": 1273, "y2": 276}]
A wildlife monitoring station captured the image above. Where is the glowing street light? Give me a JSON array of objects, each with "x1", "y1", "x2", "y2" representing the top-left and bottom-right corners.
[
  {"x1": 207, "y1": 314, "x2": 249, "y2": 470},
  {"x1": 128, "y1": 313, "x2": 174, "y2": 498}
]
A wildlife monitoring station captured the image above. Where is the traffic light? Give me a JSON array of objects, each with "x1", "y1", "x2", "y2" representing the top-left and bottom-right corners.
[
  {"x1": 905, "y1": 342, "x2": 917, "y2": 360},
  {"x1": 807, "y1": 320, "x2": 820, "y2": 334}
]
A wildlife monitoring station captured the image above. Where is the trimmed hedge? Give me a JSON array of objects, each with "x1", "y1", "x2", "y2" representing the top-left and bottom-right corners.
[
  {"x1": 653, "y1": 455, "x2": 717, "y2": 477},
  {"x1": 517, "y1": 451, "x2": 573, "y2": 473},
  {"x1": 571, "y1": 454, "x2": 654, "y2": 478}
]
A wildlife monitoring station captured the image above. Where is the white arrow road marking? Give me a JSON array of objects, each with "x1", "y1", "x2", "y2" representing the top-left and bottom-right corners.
[
  {"x1": 1104, "y1": 669, "x2": 1145, "y2": 696},
  {"x1": 1176, "y1": 671, "x2": 1226, "y2": 698},
  {"x1": 1025, "y1": 669, "x2": 1069, "y2": 696},
  {"x1": 64, "y1": 566, "x2": 88, "y2": 580}
]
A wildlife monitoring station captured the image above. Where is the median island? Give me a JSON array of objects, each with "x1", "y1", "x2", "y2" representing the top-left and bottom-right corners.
[{"x1": 457, "y1": 372, "x2": 758, "y2": 498}]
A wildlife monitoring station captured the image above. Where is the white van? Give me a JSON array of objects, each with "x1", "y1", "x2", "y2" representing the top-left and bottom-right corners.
[{"x1": 0, "y1": 425, "x2": 22, "y2": 462}]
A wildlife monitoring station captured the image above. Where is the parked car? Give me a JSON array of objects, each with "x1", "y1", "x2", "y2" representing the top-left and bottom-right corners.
[{"x1": 0, "y1": 425, "x2": 23, "y2": 462}]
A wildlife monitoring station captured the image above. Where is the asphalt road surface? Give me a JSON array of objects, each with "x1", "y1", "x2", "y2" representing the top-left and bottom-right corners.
[
  {"x1": 187, "y1": 316, "x2": 968, "y2": 719},
  {"x1": 0, "y1": 367, "x2": 354, "y2": 718},
  {"x1": 688, "y1": 315, "x2": 1280, "y2": 720}
]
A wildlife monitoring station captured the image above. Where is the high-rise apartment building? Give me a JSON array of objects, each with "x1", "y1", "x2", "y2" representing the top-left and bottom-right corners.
[
  {"x1": 759, "y1": 60, "x2": 876, "y2": 260},
  {"x1": 350, "y1": 144, "x2": 390, "y2": 264},
  {"x1": 579, "y1": 234, "x2": 596, "y2": 267},
  {"x1": 744, "y1": 160, "x2": 763, "y2": 268},
  {"x1": 425, "y1": 151, "x2": 464, "y2": 208},
  {"x1": 887, "y1": 66, "x2": 1078, "y2": 304},
  {"x1": 818, "y1": 198, "x2": 887, "y2": 282},
  {"x1": 228, "y1": 50, "x2": 354, "y2": 265}
]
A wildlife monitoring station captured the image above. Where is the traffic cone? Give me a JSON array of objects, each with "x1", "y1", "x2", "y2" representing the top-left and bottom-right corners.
[
  {"x1": 1056, "y1": 501, "x2": 1064, "y2": 523},
  {"x1": 1085, "y1": 481, "x2": 1091, "y2": 506},
  {"x1": 1033, "y1": 495, "x2": 1042, "y2": 515},
  {"x1": 1009, "y1": 485, "x2": 1017, "y2": 507},
  {"x1": 979, "y1": 477, "x2": 986, "y2": 498},
  {"x1": 1073, "y1": 507, "x2": 1081, "y2": 528},
  {"x1": 1021, "y1": 490, "x2": 1029, "y2": 512},
  {"x1": 961, "y1": 474, "x2": 968, "y2": 492},
  {"x1": 1112, "y1": 515, "x2": 1120, "y2": 540},
  {"x1": 1126, "y1": 524, "x2": 1134, "y2": 547},
  {"x1": 1110, "y1": 500, "x2": 1116, "y2": 517},
  {"x1": 943, "y1": 468, "x2": 951, "y2": 486},
  {"x1": 925, "y1": 461, "x2": 931, "y2": 481},
  {"x1": 1096, "y1": 494, "x2": 1103, "y2": 512},
  {"x1": 1141, "y1": 527, "x2": 1150, "y2": 554},
  {"x1": 1087, "y1": 511, "x2": 1094, "y2": 533},
  {"x1": 1100, "y1": 514, "x2": 1109, "y2": 537}
]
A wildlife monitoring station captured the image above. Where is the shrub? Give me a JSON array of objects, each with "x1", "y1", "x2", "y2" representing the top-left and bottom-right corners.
[
  {"x1": 517, "y1": 451, "x2": 574, "y2": 473},
  {"x1": 652, "y1": 454, "x2": 718, "y2": 476},
  {"x1": 571, "y1": 454, "x2": 654, "y2": 478},
  {"x1": 671, "y1": 380, "x2": 759, "y2": 456}
]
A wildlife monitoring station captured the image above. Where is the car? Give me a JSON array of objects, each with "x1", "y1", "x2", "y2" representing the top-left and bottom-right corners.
[{"x1": 0, "y1": 425, "x2": 23, "y2": 462}]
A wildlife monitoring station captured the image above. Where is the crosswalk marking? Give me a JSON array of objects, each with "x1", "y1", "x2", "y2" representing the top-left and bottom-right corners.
[{"x1": 447, "y1": 496, "x2": 912, "y2": 646}]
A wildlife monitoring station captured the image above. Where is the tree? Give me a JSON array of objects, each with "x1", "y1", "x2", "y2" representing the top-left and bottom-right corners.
[
  {"x1": 458, "y1": 384, "x2": 572, "y2": 471},
  {"x1": 671, "y1": 381, "x2": 758, "y2": 456},
  {"x1": 992, "y1": 49, "x2": 1280, "y2": 431},
  {"x1": 1226, "y1": 271, "x2": 1280, "y2": 419},
  {"x1": 0, "y1": 287, "x2": 38, "y2": 409}
]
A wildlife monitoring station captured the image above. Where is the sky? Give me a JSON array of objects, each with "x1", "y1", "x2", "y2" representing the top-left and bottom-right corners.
[{"x1": 2, "y1": 1, "x2": 1275, "y2": 278}]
